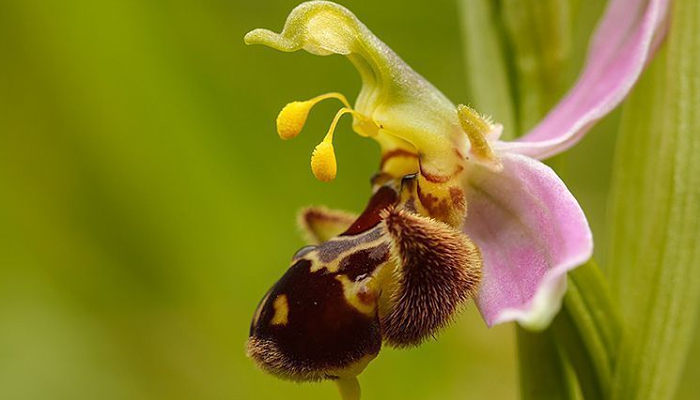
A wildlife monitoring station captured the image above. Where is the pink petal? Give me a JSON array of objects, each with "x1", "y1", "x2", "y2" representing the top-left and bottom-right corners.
[
  {"x1": 462, "y1": 154, "x2": 593, "y2": 329},
  {"x1": 496, "y1": 0, "x2": 670, "y2": 160}
]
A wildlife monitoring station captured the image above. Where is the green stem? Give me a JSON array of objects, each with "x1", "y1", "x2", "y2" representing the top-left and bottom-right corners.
[
  {"x1": 516, "y1": 326, "x2": 577, "y2": 400},
  {"x1": 553, "y1": 261, "x2": 622, "y2": 399},
  {"x1": 336, "y1": 377, "x2": 361, "y2": 400}
]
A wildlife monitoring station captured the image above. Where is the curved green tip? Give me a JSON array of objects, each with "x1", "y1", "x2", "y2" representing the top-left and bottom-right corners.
[{"x1": 243, "y1": 28, "x2": 299, "y2": 52}]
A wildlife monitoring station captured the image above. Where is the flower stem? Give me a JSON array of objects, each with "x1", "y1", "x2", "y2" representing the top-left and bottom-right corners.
[
  {"x1": 519, "y1": 260, "x2": 623, "y2": 400},
  {"x1": 516, "y1": 326, "x2": 577, "y2": 400},
  {"x1": 552, "y1": 261, "x2": 622, "y2": 400},
  {"x1": 336, "y1": 377, "x2": 361, "y2": 400}
]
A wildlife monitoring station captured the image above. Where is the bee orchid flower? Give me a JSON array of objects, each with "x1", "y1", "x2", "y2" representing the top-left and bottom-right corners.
[{"x1": 243, "y1": 0, "x2": 669, "y2": 395}]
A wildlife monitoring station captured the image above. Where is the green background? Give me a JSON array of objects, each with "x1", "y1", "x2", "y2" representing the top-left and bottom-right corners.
[{"x1": 0, "y1": 0, "x2": 697, "y2": 399}]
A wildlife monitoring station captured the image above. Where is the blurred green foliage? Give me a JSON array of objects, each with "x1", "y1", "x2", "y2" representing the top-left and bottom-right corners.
[{"x1": 0, "y1": 1, "x2": 697, "y2": 399}]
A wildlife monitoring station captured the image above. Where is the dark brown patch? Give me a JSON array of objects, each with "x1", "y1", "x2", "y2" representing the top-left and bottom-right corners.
[
  {"x1": 248, "y1": 259, "x2": 382, "y2": 381},
  {"x1": 342, "y1": 185, "x2": 398, "y2": 236},
  {"x1": 250, "y1": 290, "x2": 272, "y2": 336},
  {"x1": 338, "y1": 243, "x2": 391, "y2": 281},
  {"x1": 380, "y1": 209, "x2": 482, "y2": 348}
]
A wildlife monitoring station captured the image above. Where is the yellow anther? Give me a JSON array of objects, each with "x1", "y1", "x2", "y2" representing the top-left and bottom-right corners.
[
  {"x1": 275, "y1": 92, "x2": 351, "y2": 140},
  {"x1": 311, "y1": 140, "x2": 337, "y2": 182},
  {"x1": 277, "y1": 101, "x2": 312, "y2": 140},
  {"x1": 309, "y1": 107, "x2": 357, "y2": 182},
  {"x1": 276, "y1": 92, "x2": 378, "y2": 182},
  {"x1": 457, "y1": 104, "x2": 501, "y2": 168}
]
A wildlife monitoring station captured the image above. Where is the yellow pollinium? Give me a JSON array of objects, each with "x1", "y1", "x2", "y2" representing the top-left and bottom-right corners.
[
  {"x1": 277, "y1": 101, "x2": 312, "y2": 140},
  {"x1": 275, "y1": 92, "x2": 351, "y2": 140},
  {"x1": 311, "y1": 140, "x2": 337, "y2": 182},
  {"x1": 275, "y1": 92, "x2": 381, "y2": 183}
]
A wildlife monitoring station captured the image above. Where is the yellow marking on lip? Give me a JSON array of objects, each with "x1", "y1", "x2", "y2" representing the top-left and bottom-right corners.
[
  {"x1": 335, "y1": 275, "x2": 378, "y2": 316},
  {"x1": 271, "y1": 294, "x2": 289, "y2": 326}
]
